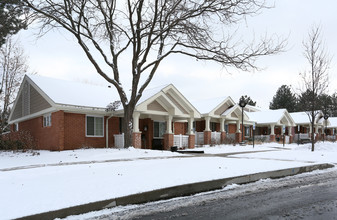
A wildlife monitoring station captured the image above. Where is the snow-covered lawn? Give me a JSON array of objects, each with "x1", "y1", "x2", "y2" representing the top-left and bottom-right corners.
[
  {"x1": 0, "y1": 147, "x2": 189, "y2": 170},
  {"x1": 0, "y1": 142, "x2": 336, "y2": 219},
  {"x1": 230, "y1": 142, "x2": 337, "y2": 164},
  {"x1": 194, "y1": 143, "x2": 281, "y2": 154}
]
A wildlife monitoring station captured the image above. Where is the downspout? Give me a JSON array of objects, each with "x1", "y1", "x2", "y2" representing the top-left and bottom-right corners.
[{"x1": 106, "y1": 113, "x2": 114, "y2": 148}]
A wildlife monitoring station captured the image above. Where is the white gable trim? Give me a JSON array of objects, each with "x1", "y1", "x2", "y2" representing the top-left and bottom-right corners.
[{"x1": 9, "y1": 107, "x2": 57, "y2": 124}]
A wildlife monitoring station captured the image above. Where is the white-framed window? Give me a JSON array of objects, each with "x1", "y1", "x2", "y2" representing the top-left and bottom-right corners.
[
  {"x1": 43, "y1": 114, "x2": 52, "y2": 127},
  {"x1": 210, "y1": 122, "x2": 217, "y2": 132},
  {"x1": 86, "y1": 116, "x2": 104, "y2": 137},
  {"x1": 153, "y1": 121, "x2": 166, "y2": 138},
  {"x1": 225, "y1": 124, "x2": 229, "y2": 133},
  {"x1": 245, "y1": 126, "x2": 250, "y2": 137},
  {"x1": 14, "y1": 123, "x2": 19, "y2": 132}
]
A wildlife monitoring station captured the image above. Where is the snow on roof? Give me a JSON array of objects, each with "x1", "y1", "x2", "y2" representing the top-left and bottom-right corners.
[
  {"x1": 28, "y1": 74, "x2": 120, "y2": 109},
  {"x1": 136, "y1": 84, "x2": 169, "y2": 105},
  {"x1": 221, "y1": 105, "x2": 235, "y2": 116},
  {"x1": 244, "y1": 105, "x2": 262, "y2": 112},
  {"x1": 289, "y1": 112, "x2": 310, "y2": 124},
  {"x1": 246, "y1": 109, "x2": 287, "y2": 124},
  {"x1": 191, "y1": 96, "x2": 231, "y2": 114},
  {"x1": 328, "y1": 117, "x2": 337, "y2": 128}
]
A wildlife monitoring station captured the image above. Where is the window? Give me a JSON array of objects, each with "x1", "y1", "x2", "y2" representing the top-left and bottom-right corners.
[
  {"x1": 225, "y1": 124, "x2": 229, "y2": 133},
  {"x1": 14, "y1": 123, "x2": 19, "y2": 132},
  {"x1": 210, "y1": 122, "x2": 217, "y2": 132},
  {"x1": 86, "y1": 116, "x2": 104, "y2": 137},
  {"x1": 43, "y1": 114, "x2": 51, "y2": 127},
  {"x1": 245, "y1": 126, "x2": 250, "y2": 137},
  {"x1": 154, "y1": 121, "x2": 166, "y2": 138},
  {"x1": 119, "y1": 117, "x2": 124, "y2": 133}
]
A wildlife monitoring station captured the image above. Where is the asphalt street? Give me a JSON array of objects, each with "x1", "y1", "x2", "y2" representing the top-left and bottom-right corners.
[{"x1": 93, "y1": 168, "x2": 337, "y2": 220}]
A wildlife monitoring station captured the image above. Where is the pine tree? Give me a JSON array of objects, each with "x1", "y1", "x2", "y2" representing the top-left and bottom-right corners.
[
  {"x1": 239, "y1": 95, "x2": 256, "y2": 106},
  {"x1": 0, "y1": 0, "x2": 27, "y2": 46},
  {"x1": 269, "y1": 85, "x2": 297, "y2": 112}
]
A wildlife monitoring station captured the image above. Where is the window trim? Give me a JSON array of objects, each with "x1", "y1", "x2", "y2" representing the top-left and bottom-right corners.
[
  {"x1": 86, "y1": 115, "x2": 104, "y2": 137},
  {"x1": 244, "y1": 125, "x2": 250, "y2": 137},
  {"x1": 153, "y1": 121, "x2": 166, "y2": 139},
  {"x1": 14, "y1": 123, "x2": 19, "y2": 132},
  {"x1": 43, "y1": 114, "x2": 52, "y2": 127}
]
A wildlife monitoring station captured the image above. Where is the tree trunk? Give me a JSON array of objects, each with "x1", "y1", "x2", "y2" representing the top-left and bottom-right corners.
[
  {"x1": 311, "y1": 111, "x2": 315, "y2": 152},
  {"x1": 122, "y1": 104, "x2": 135, "y2": 148}
]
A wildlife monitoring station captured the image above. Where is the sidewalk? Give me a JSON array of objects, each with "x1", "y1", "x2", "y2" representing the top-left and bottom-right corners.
[{"x1": 1, "y1": 143, "x2": 336, "y2": 220}]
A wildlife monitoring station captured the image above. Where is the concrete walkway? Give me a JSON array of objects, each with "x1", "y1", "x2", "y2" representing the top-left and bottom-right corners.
[{"x1": 1, "y1": 149, "x2": 278, "y2": 172}]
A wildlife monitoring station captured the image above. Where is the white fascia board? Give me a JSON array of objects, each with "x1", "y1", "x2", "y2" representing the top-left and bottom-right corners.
[
  {"x1": 55, "y1": 104, "x2": 108, "y2": 116},
  {"x1": 163, "y1": 84, "x2": 201, "y2": 118},
  {"x1": 209, "y1": 96, "x2": 232, "y2": 115},
  {"x1": 136, "y1": 92, "x2": 184, "y2": 116},
  {"x1": 26, "y1": 75, "x2": 56, "y2": 106},
  {"x1": 9, "y1": 75, "x2": 56, "y2": 122},
  {"x1": 9, "y1": 107, "x2": 57, "y2": 124}
]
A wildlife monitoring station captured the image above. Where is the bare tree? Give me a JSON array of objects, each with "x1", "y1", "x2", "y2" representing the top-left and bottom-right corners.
[
  {"x1": 20, "y1": 0, "x2": 285, "y2": 148},
  {"x1": 299, "y1": 25, "x2": 331, "y2": 151},
  {"x1": 0, "y1": 37, "x2": 28, "y2": 133}
]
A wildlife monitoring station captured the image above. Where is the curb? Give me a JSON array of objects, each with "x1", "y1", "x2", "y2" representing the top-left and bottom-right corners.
[{"x1": 16, "y1": 163, "x2": 334, "y2": 220}]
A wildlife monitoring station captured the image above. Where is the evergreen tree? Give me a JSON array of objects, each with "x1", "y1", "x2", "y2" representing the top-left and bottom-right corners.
[
  {"x1": 269, "y1": 85, "x2": 298, "y2": 112},
  {"x1": 0, "y1": 0, "x2": 28, "y2": 46},
  {"x1": 239, "y1": 95, "x2": 256, "y2": 106}
]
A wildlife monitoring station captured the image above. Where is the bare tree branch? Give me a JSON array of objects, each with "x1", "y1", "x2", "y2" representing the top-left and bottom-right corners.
[{"x1": 20, "y1": 0, "x2": 285, "y2": 147}]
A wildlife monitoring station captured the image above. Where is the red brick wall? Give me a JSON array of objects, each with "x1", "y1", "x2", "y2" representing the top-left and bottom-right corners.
[
  {"x1": 228, "y1": 124, "x2": 237, "y2": 134},
  {"x1": 174, "y1": 122, "x2": 187, "y2": 135},
  {"x1": 17, "y1": 111, "x2": 65, "y2": 151},
  {"x1": 64, "y1": 113, "x2": 120, "y2": 150},
  {"x1": 11, "y1": 111, "x2": 121, "y2": 151},
  {"x1": 195, "y1": 120, "x2": 205, "y2": 132}
]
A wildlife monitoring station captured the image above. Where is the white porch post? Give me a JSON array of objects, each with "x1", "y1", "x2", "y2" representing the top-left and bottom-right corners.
[
  {"x1": 188, "y1": 117, "x2": 194, "y2": 135},
  {"x1": 133, "y1": 112, "x2": 140, "y2": 132},
  {"x1": 166, "y1": 115, "x2": 173, "y2": 134},
  {"x1": 309, "y1": 125, "x2": 312, "y2": 134},
  {"x1": 288, "y1": 126, "x2": 293, "y2": 136},
  {"x1": 270, "y1": 124, "x2": 275, "y2": 135},
  {"x1": 236, "y1": 120, "x2": 240, "y2": 133},
  {"x1": 205, "y1": 116, "x2": 211, "y2": 131},
  {"x1": 220, "y1": 118, "x2": 225, "y2": 132}
]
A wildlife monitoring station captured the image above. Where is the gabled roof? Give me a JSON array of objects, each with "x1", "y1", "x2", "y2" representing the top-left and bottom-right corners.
[
  {"x1": 135, "y1": 84, "x2": 200, "y2": 119},
  {"x1": 328, "y1": 117, "x2": 337, "y2": 128},
  {"x1": 289, "y1": 111, "x2": 324, "y2": 125},
  {"x1": 246, "y1": 109, "x2": 295, "y2": 126},
  {"x1": 10, "y1": 75, "x2": 201, "y2": 123},
  {"x1": 191, "y1": 96, "x2": 236, "y2": 116},
  {"x1": 28, "y1": 74, "x2": 119, "y2": 109}
]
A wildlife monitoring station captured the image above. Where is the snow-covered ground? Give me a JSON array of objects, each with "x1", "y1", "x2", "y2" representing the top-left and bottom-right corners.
[
  {"x1": 0, "y1": 147, "x2": 189, "y2": 170},
  {"x1": 230, "y1": 142, "x2": 337, "y2": 164},
  {"x1": 1, "y1": 142, "x2": 336, "y2": 220}
]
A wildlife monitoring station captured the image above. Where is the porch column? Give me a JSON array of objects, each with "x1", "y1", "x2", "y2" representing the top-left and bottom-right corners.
[
  {"x1": 132, "y1": 112, "x2": 141, "y2": 148},
  {"x1": 188, "y1": 117, "x2": 195, "y2": 149},
  {"x1": 164, "y1": 115, "x2": 174, "y2": 150},
  {"x1": 220, "y1": 118, "x2": 226, "y2": 144},
  {"x1": 204, "y1": 116, "x2": 211, "y2": 145},
  {"x1": 288, "y1": 126, "x2": 293, "y2": 143},
  {"x1": 235, "y1": 120, "x2": 241, "y2": 143},
  {"x1": 270, "y1": 124, "x2": 275, "y2": 142},
  {"x1": 315, "y1": 125, "x2": 319, "y2": 141}
]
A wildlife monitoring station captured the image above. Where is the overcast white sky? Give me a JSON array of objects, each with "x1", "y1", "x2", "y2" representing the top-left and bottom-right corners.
[{"x1": 15, "y1": 0, "x2": 337, "y2": 109}]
